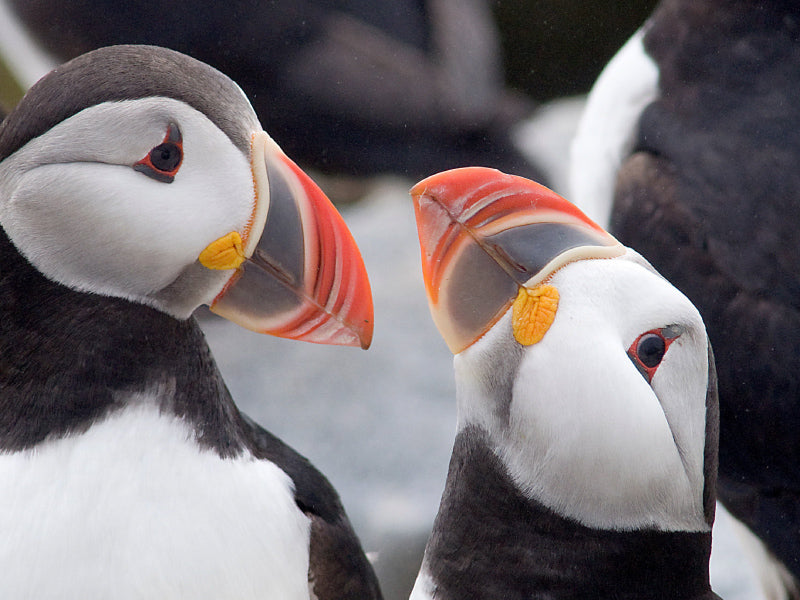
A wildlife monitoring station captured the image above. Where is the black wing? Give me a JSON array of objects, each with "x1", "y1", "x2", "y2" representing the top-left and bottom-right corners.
[{"x1": 240, "y1": 414, "x2": 383, "y2": 600}]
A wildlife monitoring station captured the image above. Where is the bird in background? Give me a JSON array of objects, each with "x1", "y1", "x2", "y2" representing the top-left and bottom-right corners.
[
  {"x1": 571, "y1": 0, "x2": 800, "y2": 595},
  {"x1": 1, "y1": 0, "x2": 542, "y2": 182}
]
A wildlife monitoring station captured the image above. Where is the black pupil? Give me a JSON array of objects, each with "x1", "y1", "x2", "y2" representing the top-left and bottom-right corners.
[
  {"x1": 150, "y1": 143, "x2": 181, "y2": 172},
  {"x1": 637, "y1": 333, "x2": 666, "y2": 368}
]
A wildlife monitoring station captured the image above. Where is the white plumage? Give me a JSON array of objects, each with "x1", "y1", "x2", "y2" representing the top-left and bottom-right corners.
[{"x1": 0, "y1": 393, "x2": 313, "y2": 599}]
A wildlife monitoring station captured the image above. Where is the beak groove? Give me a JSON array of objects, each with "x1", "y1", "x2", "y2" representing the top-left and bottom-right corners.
[{"x1": 209, "y1": 132, "x2": 373, "y2": 349}]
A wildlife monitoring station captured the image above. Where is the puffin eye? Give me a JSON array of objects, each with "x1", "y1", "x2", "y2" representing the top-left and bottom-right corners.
[
  {"x1": 149, "y1": 143, "x2": 181, "y2": 172},
  {"x1": 636, "y1": 333, "x2": 665, "y2": 368},
  {"x1": 134, "y1": 123, "x2": 183, "y2": 183},
  {"x1": 627, "y1": 327, "x2": 680, "y2": 383}
]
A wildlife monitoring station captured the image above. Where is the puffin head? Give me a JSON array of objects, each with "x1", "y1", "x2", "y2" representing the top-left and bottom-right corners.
[
  {"x1": 0, "y1": 45, "x2": 373, "y2": 348},
  {"x1": 411, "y1": 167, "x2": 718, "y2": 532}
]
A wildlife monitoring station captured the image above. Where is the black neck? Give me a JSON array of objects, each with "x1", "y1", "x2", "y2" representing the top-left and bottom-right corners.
[
  {"x1": 422, "y1": 426, "x2": 718, "y2": 600},
  {"x1": 0, "y1": 229, "x2": 246, "y2": 455}
]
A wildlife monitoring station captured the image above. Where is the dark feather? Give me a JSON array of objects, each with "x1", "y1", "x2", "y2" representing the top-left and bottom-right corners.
[{"x1": 611, "y1": 3, "x2": 800, "y2": 571}]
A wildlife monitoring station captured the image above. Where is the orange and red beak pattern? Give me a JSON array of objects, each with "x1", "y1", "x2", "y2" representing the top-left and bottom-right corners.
[
  {"x1": 210, "y1": 132, "x2": 373, "y2": 349},
  {"x1": 411, "y1": 167, "x2": 623, "y2": 353}
]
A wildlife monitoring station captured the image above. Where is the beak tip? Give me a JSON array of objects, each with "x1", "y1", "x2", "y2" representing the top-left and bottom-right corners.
[
  {"x1": 237, "y1": 136, "x2": 375, "y2": 350},
  {"x1": 409, "y1": 181, "x2": 428, "y2": 200},
  {"x1": 320, "y1": 319, "x2": 372, "y2": 349},
  {"x1": 360, "y1": 321, "x2": 374, "y2": 350}
]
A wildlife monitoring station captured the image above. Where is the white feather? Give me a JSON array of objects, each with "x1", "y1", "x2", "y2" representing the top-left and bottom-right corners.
[
  {"x1": 568, "y1": 27, "x2": 659, "y2": 227},
  {"x1": 408, "y1": 568, "x2": 435, "y2": 600},
  {"x1": 0, "y1": 397, "x2": 312, "y2": 599}
]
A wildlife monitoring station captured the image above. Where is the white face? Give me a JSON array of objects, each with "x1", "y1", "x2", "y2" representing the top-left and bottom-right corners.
[
  {"x1": 454, "y1": 250, "x2": 711, "y2": 532},
  {"x1": 0, "y1": 97, "x2": 259, "y2": 316}
]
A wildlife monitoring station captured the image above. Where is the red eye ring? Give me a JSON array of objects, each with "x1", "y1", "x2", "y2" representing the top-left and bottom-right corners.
[
  {"x1": 627, "y1": 326, "x2": 682, "y2": 383},
  {"x1": 134, "y1": 123, "x2": 183, "y2": 183}
]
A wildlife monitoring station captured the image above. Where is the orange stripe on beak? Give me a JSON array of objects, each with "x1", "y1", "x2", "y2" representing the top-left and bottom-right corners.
[
  {"x1": 262, "y1": 154, "x2": 374, "y2": 348},
  {"x1": 411, "y1": 167, "x2": 622, "y2": 353},
  {"x1": 209, "y1": 132, "x2": 373, "y2": 349}
]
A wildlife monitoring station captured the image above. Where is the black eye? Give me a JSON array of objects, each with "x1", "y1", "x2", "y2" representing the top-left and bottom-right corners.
[
  {"x1": 149, "y1": 143, "x2": 181, "y2": 172},
  {"x1": 627, "y1": 327, "x2": 681, "y2": 383},
  {"x1": 636, "y1": 333, "x2": 666, "y2": 368},
  {"x1": 133, "y1": 123, "x2": 183, "y2": 183}
]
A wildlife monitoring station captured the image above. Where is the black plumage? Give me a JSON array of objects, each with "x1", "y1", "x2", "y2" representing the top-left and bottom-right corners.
[{"x1": 611, "y1": 0, "x2": 800, "y2": 582}]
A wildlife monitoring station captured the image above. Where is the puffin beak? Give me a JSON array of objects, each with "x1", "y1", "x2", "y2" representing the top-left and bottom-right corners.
[
  {"x1": 410, "y1": 167, "x2": 624, "y2": 353},
  {"x1": 204, "y1": 131, "x2": 373, "y2": 349}
]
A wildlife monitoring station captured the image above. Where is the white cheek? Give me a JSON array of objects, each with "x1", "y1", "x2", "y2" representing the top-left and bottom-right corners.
[
  {"x1": 503, "y1": 331, "x2": 703, "y2": 530},
  {"x1": 4, "y1": 164, "x2": 186, "y2": 296},
  {"x1": 171, "y1": 126, "x2": 255, "y2": 253},
  {"x1": 454, "y1": 311, "x2": 520, "y2": 433},
  {"x1": 651, "y1": 331, "x2": 709, "y2": 503},
  {"x1": 495, "y1": 260, "x2": 710, "y2": 532},
  {"x1": 0, "y1": 99, "x2": 256, "y2": 306}
]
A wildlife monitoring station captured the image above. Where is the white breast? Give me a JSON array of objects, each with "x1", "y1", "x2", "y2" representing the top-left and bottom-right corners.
[
  {"x1": 409, "y1": 569, "x2": 435, "y2": 600},
  {"x1": 0, "y1": 400, "x2": 312, "y2": 599}
]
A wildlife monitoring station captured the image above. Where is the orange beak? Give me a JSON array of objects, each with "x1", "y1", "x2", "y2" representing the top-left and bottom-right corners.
[
  {"x1": 411, "y1": 167, "x2": 623, "y2": 353},
  {"x1": 209, "y1": 132, "x2": 373, "y2": 349}
]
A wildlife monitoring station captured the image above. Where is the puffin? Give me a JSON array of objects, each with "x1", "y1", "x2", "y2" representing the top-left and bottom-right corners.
[
  {"x1": 0, "y1": 45, "x2": 381, "y2": 599},
  {"x1": 570, "y1": 0, "x2": 800, "y2": 590},
  {"x1": 408, "y1": 167, "x2": 720, "y2": 600},
  {"x1": 2, "y1": 0, "x2": 542, "y2": 181}
]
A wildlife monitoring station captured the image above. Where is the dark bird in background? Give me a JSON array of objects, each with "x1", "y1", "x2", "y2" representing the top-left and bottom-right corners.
[
  {"x1": 571, "y1": 0, "x2": 800, "y2": 593},
  {"x1": 5, "y1": 0, "x2": 542, "y2": 182},
  {"x1": 0, "y1": 44, "x2": 380, "y2": 599}
]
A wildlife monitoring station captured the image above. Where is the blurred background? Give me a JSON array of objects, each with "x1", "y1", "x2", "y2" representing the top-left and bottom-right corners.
[
  {"x1": 0, "y1": 1, "x2": 772, "y2": 599},
  {"x1": 0, "y1": 0, "x2": 658, "y2": 186}
]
